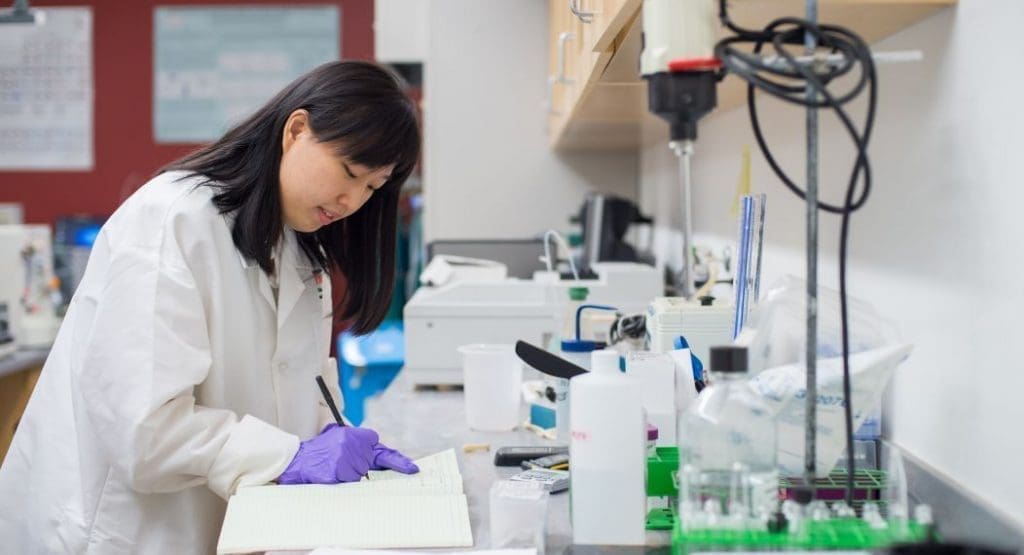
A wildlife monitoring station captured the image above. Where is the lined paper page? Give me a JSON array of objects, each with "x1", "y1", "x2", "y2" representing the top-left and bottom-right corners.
[
  {"x1": 217, "y1": 450, "x2": 473, "y2": 554},
  {"x1": 367, "y1": 448, "x2": 460, "y2": 481},
  {"x1": 218, "y1": 492, "x2": 472, "y2": 553},
  {"x1": 236, "y1": 474, "x2": 460, "y2": 497},
  {"x1": 310, "y1": 549, "x2": 536, "y2": 555}
]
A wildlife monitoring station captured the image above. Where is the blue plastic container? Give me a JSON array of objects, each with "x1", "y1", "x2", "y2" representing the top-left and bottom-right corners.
[{"x1": 336, "y1": 321, "x2": 404, "y2": 425}]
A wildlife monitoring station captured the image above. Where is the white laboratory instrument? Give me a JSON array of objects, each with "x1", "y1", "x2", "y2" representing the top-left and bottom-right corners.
[
  {"x1": 646, "y1": 296, "x2": 734, "y2": 365},
  {"x1": 0, "y1": 225, "x2": 62, "y2": 349},
  {"x1": 642, "y1": 0, "x2": 720, "y2": 298},
  {"x1": 418, "y1": 254, "x2": 507, "y2": 286},
  {"x1": 403, "y1": 261, "x2": 662, "y2": 385}
]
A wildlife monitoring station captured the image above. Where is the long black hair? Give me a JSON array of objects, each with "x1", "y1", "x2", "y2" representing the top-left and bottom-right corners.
[{"x1": 163, "y1": 61, "x2": 420, "y2": 334}]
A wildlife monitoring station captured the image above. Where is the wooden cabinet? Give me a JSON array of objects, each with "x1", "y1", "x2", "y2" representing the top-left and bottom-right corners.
[
  {"x1": 547, "y1": 0, "x2": 957, "y2": 151},
  {"x1": 547, "y1": 0, "x2": 643, "y2": 150}
]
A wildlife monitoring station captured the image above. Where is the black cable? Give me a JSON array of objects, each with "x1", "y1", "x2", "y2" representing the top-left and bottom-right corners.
[
  {"x1": 715, "y1": 0, "x2": 877, "y2": 506},
  {"x1": 610, "y1": 314, "x2": 646, "y2": 346}
]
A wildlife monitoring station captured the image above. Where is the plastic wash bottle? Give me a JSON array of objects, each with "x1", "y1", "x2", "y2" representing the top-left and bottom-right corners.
[{"x1": 569, "y1": 349, "x2": 646, "y2": 545}]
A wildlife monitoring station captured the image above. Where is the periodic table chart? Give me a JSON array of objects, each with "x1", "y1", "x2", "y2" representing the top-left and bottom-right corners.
[{"x1": 0, "y1": 7, "x2": 93, "y2": 171}]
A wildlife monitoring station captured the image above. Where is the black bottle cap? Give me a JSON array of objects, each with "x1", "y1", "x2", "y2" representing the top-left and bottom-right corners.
[
  {"x1": 792, "y1": 486, "x2": 814, "y2": 505},
  {"x1": 767, "y1": 511, "x2": 788, "y2": 534},
  {"x1": 709, "y1": 345, "x2": 748, "y2": 373},
  {"x1": 699, "y1": 295, "x2": 715, "y2": 306}
]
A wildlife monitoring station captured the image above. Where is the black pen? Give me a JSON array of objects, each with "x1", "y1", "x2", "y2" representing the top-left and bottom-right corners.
[
  {"x1": 315, "y1": 375, "x2": 346, "y2": 426},
  {"x1": 315, "y1": 375, "x2": 370, "y2": 480}
]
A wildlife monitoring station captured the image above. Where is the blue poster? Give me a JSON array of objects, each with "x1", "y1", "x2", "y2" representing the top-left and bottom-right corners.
[{"x1": 154, "y1": 6, "x2": 340, "y2": 143}]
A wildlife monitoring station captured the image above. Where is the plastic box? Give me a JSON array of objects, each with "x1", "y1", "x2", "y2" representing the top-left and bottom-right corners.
[{"x1": 336, "y1": 321, "x2": 404, "y2": 425}]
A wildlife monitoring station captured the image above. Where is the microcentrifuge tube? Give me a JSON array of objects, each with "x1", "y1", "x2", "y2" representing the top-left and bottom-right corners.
[
  {"x1": 914, "y1": 504, "x2": 934, "y2": 526},
  {"x1": 781, "y1": 500, "x2": 802, "y2": 522},
  {"x1": 808, "y1": 500, "x2": 830, "y2": 521},
  {"x1": 782, "y1": 500, "x2": 803, "y2": 536},
  {"x1": 727, "y1": 462, "x2": 750, "y2": 524},
  {"x1": 703, "y1": 498, "x2": 722, "y2": 529},
  {"x1": 831, "y1": 501, "x2": 856, "y2": 518},
  {"x1": 890, "y1": 502, "x2": 910, "y2": 539},
  {"x1": 678, "y1": 464, "x2": 701, "y2": 530},
  {"x1": 915, "y1": 504, "x2": 937, "y2": 542},
  {"x1": 861, "y1": 502, "x2": 887, "y2": 529}
]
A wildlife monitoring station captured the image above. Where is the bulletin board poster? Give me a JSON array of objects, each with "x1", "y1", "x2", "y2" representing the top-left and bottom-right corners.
[
  {"x1": 0, "y1": 7, "x2": 94, "y2": 171},
  {"x1": 154, "y1": 6, "x2": 340, "y2": 143}
]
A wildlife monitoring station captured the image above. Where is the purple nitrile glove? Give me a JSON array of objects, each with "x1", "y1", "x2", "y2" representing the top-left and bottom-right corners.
[
  {"x1": 370, "y1": 443, "x2": 420, "y2": 474},
  {"x1": 278, "y1": 424, "x2": 379, "y2": 484}
]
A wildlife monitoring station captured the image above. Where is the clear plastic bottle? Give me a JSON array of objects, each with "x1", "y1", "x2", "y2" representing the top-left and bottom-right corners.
[
  {"x1": 560, "y1": 286, "x2": 590, "y2": 340},
  {"x1": 556, "y1": 302, "x2": 616, "y2": 442},
  {"x1": 677, "y1": 345, "x2": 778, "y2": 529},
  {"x1": 554, "y1": 289, "x2": 593, "y2": 442}
]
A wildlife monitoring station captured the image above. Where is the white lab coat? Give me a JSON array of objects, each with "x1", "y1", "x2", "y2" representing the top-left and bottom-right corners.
[{"x1": 0, "y1": 171, "x2": 342, "y2": 553}]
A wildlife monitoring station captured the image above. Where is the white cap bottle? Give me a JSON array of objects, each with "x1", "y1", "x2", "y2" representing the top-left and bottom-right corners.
[{"x1": 569, "y1": 349, "x2": 647, "y2": 545}]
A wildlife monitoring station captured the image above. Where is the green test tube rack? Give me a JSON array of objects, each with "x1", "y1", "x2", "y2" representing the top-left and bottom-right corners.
[
  {"x1": 671, "y1": 517, "x2": 928, "y2": 553},
  {"x1": 645, "y1": 447, "x2": 933, "y2": 552}
]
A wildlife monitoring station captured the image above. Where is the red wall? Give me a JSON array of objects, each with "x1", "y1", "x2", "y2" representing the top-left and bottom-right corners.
[{"x1": 0, "y1": 0, "x2": 375, "y2": 226}]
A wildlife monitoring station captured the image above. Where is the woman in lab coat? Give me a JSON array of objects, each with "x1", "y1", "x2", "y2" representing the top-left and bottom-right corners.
[{"x1": 0, "y1": 61, "x2": 421, "y2": 553}]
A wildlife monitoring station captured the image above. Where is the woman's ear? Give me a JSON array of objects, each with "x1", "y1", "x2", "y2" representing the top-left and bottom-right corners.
[{"x1": 281, "y1": 109, "x2": 310, "y2": 153}]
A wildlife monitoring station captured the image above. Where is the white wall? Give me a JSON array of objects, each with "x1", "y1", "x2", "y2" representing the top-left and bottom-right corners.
[
  {"x1": 640, "y1": 0, "x2": 1024, "y2": 526},
  {"x1": 422, "y1": 0, "x2": 638, "y2": 241},
  {"x1": 374, "y1": 0, "x2": 428, "y2": 63}
]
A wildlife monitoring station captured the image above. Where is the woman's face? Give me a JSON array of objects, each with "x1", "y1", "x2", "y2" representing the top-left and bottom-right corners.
[{"x1": 279, "y1": 110, "x2": 395, "y2": 233}]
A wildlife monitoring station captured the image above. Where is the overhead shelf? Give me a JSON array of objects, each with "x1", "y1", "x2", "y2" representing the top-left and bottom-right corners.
[{"x1": 547, "y1": 0, "x2": 957, "y2": 151}]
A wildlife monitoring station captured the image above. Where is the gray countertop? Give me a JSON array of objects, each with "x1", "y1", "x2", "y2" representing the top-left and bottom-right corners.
[{"x1": 361, "y1": 370, "x2": 670, "y2": 554}]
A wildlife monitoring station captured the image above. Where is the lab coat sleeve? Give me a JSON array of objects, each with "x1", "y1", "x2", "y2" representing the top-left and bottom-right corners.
[{"x1": 76, "y1": 219, "x2": 299, "y2": 500}]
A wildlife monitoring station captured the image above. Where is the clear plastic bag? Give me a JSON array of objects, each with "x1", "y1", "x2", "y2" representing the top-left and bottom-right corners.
[
  {"x1": 748, "y1": 343, "x2": 911, "y2": 475},
  {"x1": 736, "y1": 274, "x2": 902, "y2": 372},
  {"x1": 733, "y1": 275, "x2": 909, "y2": 475}
]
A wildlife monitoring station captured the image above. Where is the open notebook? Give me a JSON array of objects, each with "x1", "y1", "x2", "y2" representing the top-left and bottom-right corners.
[{"x1": 217, "y1": 449, "x2": 473, "y2": 554}]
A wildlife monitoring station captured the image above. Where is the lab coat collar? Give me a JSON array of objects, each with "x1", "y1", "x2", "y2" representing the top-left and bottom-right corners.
[
  {"x1": 233, "y1": 228, "x2": 318, "y2": 271},
  {"x1": 276, "y1": 232, "x2": 303, "y2": 326},
  {"x1": 223, "y1": 209, "x2": 254, "y2": 270},
  {"x1": 276, "y1": 229, "x2": 318, "y2": 330},
  {"x1": 217, "y1": 194, "x2": 317, "y2": 317},
  {"x1": 236, "y1": 222, "x2": 321, "y2": 326}
]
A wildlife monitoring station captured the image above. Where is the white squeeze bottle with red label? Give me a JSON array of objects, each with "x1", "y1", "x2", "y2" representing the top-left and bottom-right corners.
[{"x1": 569, "y1": 349, "x2": 646, "y2": 546}]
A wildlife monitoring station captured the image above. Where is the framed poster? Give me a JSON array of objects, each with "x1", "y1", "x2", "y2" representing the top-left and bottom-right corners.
[{"x1": 154, "y1": 5, "x2": 340, "y2": 143}]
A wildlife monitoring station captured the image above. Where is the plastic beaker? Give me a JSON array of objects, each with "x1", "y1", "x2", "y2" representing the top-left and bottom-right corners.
[
  {"x1": 458, "y1": 344, "x2": 523, "y2": 431},
  {"x1": 489, "y1": 479, "x2": 549, "y2": 553}
]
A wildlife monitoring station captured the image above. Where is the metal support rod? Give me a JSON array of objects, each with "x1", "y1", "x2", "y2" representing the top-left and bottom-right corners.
[
  {"x1": 671, "y1": 140, "x2": 696, "y2": 299},
  {"x1": 804, "y1": 0, "x2": 820, "y2": 490}
]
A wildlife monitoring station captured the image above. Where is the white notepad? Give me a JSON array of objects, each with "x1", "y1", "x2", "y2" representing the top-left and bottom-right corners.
[{"x1": 217, "y1": 449, "x2": 473, "y2": 554}]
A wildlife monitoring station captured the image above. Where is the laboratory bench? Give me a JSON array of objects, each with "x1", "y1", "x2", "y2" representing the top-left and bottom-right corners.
[
  {"x1": 0, "y1": 346, "x2": 48, "y2": 464},
  {"x1": 361, "y1": 369, "x2": 671, "y2": 554},
  {"x1": 359, "y1": 369, "x2": 1024, "y2": 555},
  {"x1": 0, "y1": 346, "x2": 47, "y2": 379}
]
